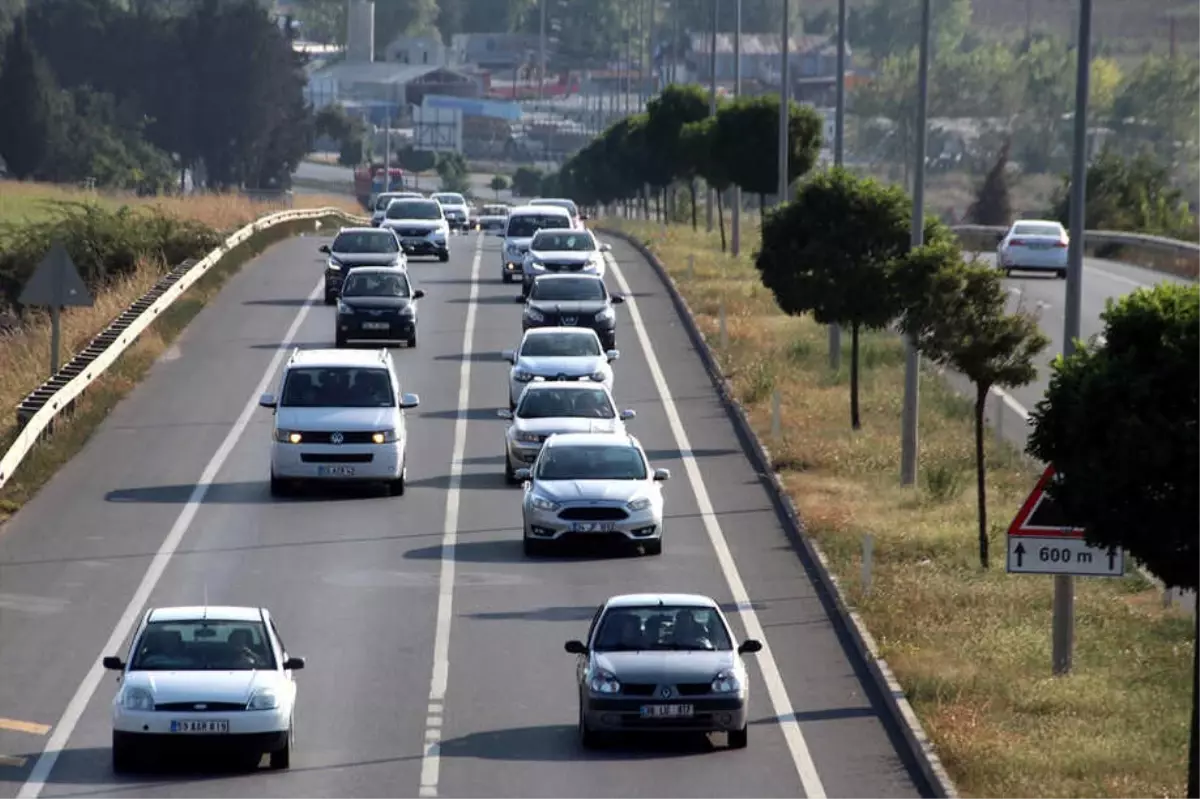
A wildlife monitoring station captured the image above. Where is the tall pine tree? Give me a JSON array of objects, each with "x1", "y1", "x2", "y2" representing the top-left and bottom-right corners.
[{"x1": 0, "y1": 17, "x2": 59, "y2": 179}]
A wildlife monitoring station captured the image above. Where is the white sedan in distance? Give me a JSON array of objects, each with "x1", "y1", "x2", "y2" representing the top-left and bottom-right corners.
[
  {"x1": 502, "y1": 327, "x2": 619, "y2": 410},
  {"x1": 996, "y1": 219, "x2": 1069, "y2": 279},
  {"x1": 103, "y1": 606, "x2": 305, "y2": 772}
]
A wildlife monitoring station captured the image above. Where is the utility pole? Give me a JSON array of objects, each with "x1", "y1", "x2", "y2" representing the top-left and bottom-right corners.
[
  {"x1": 706, "y1": 0, "x2": 718, "y2": 232},
  {"x1": 731, "y1": 0, "x2": 741, "y2": 256},
  {"x1": 828, "y1": 0, "x2": 846, "y2": 371},
  {"x1": 776, "y1": 0, "x2": 789, "y2": 204},
  {"x1": 383, "y1": 107, "x2": 391, "y2": 187},
  {"x1": 899, "y1": 0, "x2": 930, "y2": 487},
  {"x1": 538, "y1": 0, "x2": 546, "y2": 102},
  {"x1": 1055, "y1": 0, "x2": 1092, "y2": 678}
]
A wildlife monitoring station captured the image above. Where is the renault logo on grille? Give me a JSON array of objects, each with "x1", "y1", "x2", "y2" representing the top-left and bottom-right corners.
[
  {"x1": 330, "y1": 432, "x2": 344, "y2": 445},
  {"x1": 659, "y1": 686, "x2": 672, "y2": 699}
]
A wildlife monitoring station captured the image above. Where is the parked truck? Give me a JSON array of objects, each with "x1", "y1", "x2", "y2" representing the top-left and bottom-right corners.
[{"x1": 353, "y1": 164, "x2": 407, "y2": 210}]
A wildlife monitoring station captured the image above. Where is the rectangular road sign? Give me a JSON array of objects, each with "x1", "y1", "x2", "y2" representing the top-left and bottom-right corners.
[{"x1": 1006, "y1": 535, "x2": 1125, "y2": 577}]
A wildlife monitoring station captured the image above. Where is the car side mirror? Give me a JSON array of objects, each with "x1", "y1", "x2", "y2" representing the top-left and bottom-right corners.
[
  {"x1": 318, "y1": 244, "x2": 330, "y2": 254},
  {"x1": 610, "y1": 295, "x2": 625, "y2": 304},
  {"x1": 579, "y1": 213, "x2": 589, "y2": 221},
  {"x1": 599, "y1": 242, "x2": 611, "y2": 252},
  {"x1": 283, "y1": 656, "x2": 306, "y2": 671},
  {"x1": 399, "y1": 393, "x2": 420, "y2": 409},
  {"x1": 501, "y1": 349, "x2": 516, "y2": 363},
  {"x1": 738, "y1": 639, "x2": 763, "y2": 655},
  {"x1": 653, "y1": 468, "x2": 670, "y2": 481},
  {"x1": 620, "y1": 409, "x2": 636, "y2": 421},
  {"x1": 102, "y1": 656, "x2": 125, "y2": 671},
  {"x1": 564, "y1": 640, "x2": 588, "y2": 654},
  {"x1": 258, "y1": 393, "x2": 277, "y2": 409},
  {"x1": 606, "y1": 349, "x2": 619, "y2": 362},
  {"x1": 514, "y1": 468, "x2": 532, "y2": 481},
  {"x1": 514, "y1": 295, "x2": 526, "y2": 304},
  {"x1": 497, "y1": 408, "x2": 513, "y2": 420},
  {"x1": 412, "y1": 289, "x2": 425, "y2": 299}
]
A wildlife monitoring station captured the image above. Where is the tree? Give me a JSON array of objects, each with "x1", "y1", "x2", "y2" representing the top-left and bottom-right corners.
[
  {"x1": 511, "y1": 166, "x2": 543, "y2": 197},
  {"x1": 373, "y1": 0, "x2": 438, "y2": 53},
  {"x1": 489, "y1": 174, "x2": 508, "y2": 197},
  {"x1": 712, "y1": 96, "x2": 824, "y2": 214},
  {"x1": 898, "y1": 243, "x2": 1049, "y2": 568},
  {"x1": 1110, "y1": 55, "x2": 1200, "y2": 166},
  {"x1": 435, "y1": 150, "x2": 469, "y2": 193},
  {"x1": 0, "y1": 16, "x2": 57, "y2": 179},
  {"x1": 1025, "y1": 283, "x2": 1198, "y2": 796},
  {"x1": 755, "y1": 168, "x2": 948, "y2": 429},
  {"x1": 967, "y1": 138, "x2": 1013, "y2": 226},
  {"x1": 857, "y1": 0, "x2": 971, "y2": 63},
  {"x1": 644, "y1": 83, "x2": 712, "y2": 223},
  {"x1": 680, "y1": 117, "x2": 732, "y2": 250},
  {"x1": 395, "y1": 146, "x2": 435, "y2": 188}
]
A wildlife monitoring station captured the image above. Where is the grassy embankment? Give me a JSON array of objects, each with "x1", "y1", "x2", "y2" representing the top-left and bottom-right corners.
[
  {"x1": 603, "y1": 218, "x2": 1193, "y2": 799},
  {"x1": 0, "y1": 181, "x2": 362, "y2": 522}
]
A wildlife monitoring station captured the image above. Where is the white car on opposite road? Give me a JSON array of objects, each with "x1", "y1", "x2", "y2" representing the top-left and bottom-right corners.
[
  {"x1": 498, "y1": 381, "x2": 635, "y2": 483},
  {"x1": 522, "y1": 228, "x2": 611, "y2": 286},
  {"x1": 258, "y1": 348, "x2": 419, "y2": 496},
  {"x1": 997, "y1": 219, "x2": 1069, "y2": 278},
  {"x1": 502, "y1": 327, "x2": 619, "y2": 409},
  {"x1": 103, "y1": 605, "x2": 305, "y2": 772}
]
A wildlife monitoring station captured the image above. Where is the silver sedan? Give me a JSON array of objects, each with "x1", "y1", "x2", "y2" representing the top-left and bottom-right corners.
[{"x1": 515, "y1": 433, "x2": 668, "y2": 556}]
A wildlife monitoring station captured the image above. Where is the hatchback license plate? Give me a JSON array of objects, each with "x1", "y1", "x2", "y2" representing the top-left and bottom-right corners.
[
  {"x1": 171, "y1": 719, "x2": 229, "y2": 734},
  {"x1": 362, "y1": 321, "x2": 389, "y2": 330},
  {"x1": 571, "y1": 522, "x2": 616, "y2": 533},
  {"x1": 318, "y1": 466, "x2": 355, "y2": 477},
  {"x1": 640, "y1": 704, "x2": 694, "y2": 719},
  {"x1": 403, "y1": 238, "x2": 426, "y2": 247}
]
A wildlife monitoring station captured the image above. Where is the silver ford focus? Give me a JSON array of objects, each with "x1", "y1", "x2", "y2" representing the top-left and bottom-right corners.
[
  {"x1": 565, "y1": 593, "x2": 763, "y2": 749},
  {"x1": 515, "y1": 433, "x2": 668, "y2": 556}
]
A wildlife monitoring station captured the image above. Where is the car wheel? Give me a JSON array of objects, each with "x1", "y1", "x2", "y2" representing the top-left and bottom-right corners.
[
  {"x1": 335, "y1": 333, "x2": 347, "y2": 348},
  {"x1": 407, "y1": 330, "x2": 418, "y2": 348},
  {"x1": 501, "y1": 272, "x2": 512, "y2": 283},
  {"x1": 111, "y1": 731, "x2": 136, "y2": 773},
  {"x1": 504, "y1": 454, "x2": 520, "y2": 485},
  {"x1": 438, "y1": 251, "x2": 450, "y2": 263},
  {"x1": 388, "y1": 466, "x2": 406, "y2": 497},
  {"x1": 728, "y1": 725, "x2": 748, "y2": 749},
  {"x1": 323, "y1": 293, "x2": 336, "y2": 306},
  {"x1": 643, "y1": 539, "x2": 662, "y2": 556},
  {"x1": 578, "y1": 702, "x2": 602, "y2": 749},
  {"x1": 269, "y1": 473, "x2": 288, "y2": 498},
  {"x1": 523, "y1": 536, "x2": 546, "y2": 557},
  {"x1": 1057, "y1": 268, "x2": 1067, "y2": 280},
  {"x1": 269, "y1": 723, "x2": 293, "y2": 770}
]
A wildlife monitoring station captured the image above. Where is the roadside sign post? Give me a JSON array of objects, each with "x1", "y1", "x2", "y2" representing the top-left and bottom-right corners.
[{"x1": 18, "y1": 242, "x2": 94, "y2": 377}]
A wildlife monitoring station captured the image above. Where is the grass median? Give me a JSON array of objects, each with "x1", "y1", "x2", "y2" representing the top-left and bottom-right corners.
[
  {"x1": 0, "y1": 181, "x2": 363, "y2": 523},
  {"x1": 602, "y1": 218, "x2": 1193, "y2": 799}
]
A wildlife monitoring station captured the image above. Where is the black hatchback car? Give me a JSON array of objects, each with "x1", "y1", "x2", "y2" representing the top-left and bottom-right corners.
[
  {"x1": 335, "y1": 267, "x2": 425, "y2": 348},
  {"x1": 320, "y1": 228, "x2": 406, "y2": 304},
  {"x1": 516, "y1": 274, "x2": 623, "y2": 350}
]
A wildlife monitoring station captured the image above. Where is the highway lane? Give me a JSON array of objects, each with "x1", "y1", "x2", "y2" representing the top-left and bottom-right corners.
[
  {"x1": 0, "y1": 229, "x2": 929, "y2": 797},
  {"x1": 294, "y1": 162, "x2": 515, "y2": 203}
]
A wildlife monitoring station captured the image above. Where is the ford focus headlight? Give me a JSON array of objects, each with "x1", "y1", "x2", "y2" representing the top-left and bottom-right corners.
[
  {"x1": 626, "y1": 496, "x2": 652, "y2": 512},
  {"x1": 594, "y1": 307, "x2": 614, "y2": 323},
  {"x1": 530, "y1": 495, "x2": 559, "y2": 511},
  {"x1": 588, "y1": 670, "x2": 620, "y2": 694},
  {"x1": 246, "y1": 688, "x2": 279, "y2": 711},
  {"x1": 711, "y1": 669, "x2": 743, "y2": 694},
  {"x1": 122, "y1": 686, "x2": 154, "y2": 711}
]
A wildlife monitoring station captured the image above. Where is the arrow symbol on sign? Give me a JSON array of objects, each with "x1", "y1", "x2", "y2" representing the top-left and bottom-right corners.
[
  {"x1": 1107, "y1": 550, "x2": 1116, "y2": 570},
  {"x1": 1014, "y1": 542, "x2": 1026, "y2": 567}
]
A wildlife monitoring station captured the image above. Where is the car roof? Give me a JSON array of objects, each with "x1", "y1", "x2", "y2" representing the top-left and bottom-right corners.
[
  {"x1": 147, "y1": 606, "x2": 264, "y2": 623},
  {"x1": 522, "y1": 326, "x2": 598, "y2": 338},
  {"x1": 531, "y1": 198, "x2": 576, "y2": 206},
  {"x1": 543, "y1": 431, "x2": 635, "y2": 448},
  {"x1": 335, "y1": 227, "x2": 389, "y2": 236},
  {"x1": 287, "y1": 348, "x2": 390, "y2": 370},
  {"x1": 1012, "y1": 219, "x2": 1063, "y2": 228},
  {"x1": 604, "y1": 593, "x2": 719, "y2": 609},
  {"x1": 509, "y1": 204, "x2": 572, "y2": 217},
  {"x1": 532, "y1": 272, "x2": 603, "y2": 282},
  {"x1": 342, "y1": 265, "x2": 408, "y2": 275},
  {"x1": 532, "y1": 227, "x2": 591, "y2": 238},
  {"x1": 522, "y1": 380, "x2": 611, "y2": 393}
]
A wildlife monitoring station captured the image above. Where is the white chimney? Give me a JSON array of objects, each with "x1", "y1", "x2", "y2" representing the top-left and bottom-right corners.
[{"x1": 346, "y1": 0, "x2": 375, "y2": 63}]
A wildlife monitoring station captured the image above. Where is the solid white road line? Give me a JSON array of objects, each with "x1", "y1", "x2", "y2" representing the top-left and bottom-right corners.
[
  {"x1": 17, "y1": 279, "x2": 324, "y2": 799},
  {"x1": 418, "y1": 235, "x2": 483, "y2": 799},
  {"x1": 605, "y1": 252, "x2": 828, "y2": 799}
]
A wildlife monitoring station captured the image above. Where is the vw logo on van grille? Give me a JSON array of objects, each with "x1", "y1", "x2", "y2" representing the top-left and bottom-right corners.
[{"x1": 330, "y1": 432, "x2": 344, "y2": 445}]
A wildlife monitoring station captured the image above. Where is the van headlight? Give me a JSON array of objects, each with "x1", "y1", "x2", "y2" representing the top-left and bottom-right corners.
[
  {"x1": 121, "y1": 687, "x2": 154, "y2": 711},
  {"x1": 275, "y1": 429, "x2": 303, "y2": 444},
  {"x1": 246, "y1": 688, "x2": 279, "y2": 711},
  {"x1": 371, "y1": 429, "x2": 398, "y2": 444}
]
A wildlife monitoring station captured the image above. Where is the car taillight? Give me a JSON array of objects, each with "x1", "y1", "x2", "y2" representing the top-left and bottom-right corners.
[
  {"x1": 1008, "y1": 239, "x2": 1025, "y2": 246},
  {"x1": 1054, "y1": 240, "x2": 1068, "y2": 248}
]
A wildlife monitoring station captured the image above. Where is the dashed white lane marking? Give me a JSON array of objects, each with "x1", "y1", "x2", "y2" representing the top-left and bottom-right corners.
[
  {"x1": 417, "y1": 235, "x2": 483, "y2": 799},
  {"x1": 605, "y1": 251, "x2": 828, "y2": 799},
  {"x1": 16, "y1": 279, "x2": 324, "y2": 799}
]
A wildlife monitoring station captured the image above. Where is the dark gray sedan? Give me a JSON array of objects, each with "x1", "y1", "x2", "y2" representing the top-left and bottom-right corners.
[{"x1": 565, "y1": 593, "x2": 762, "y2": 749}]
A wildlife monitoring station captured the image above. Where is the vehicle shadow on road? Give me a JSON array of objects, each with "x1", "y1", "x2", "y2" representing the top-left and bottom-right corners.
[
  {"x1": 404, "y1": 538, "x2": 630, "y2": 565},
  {"x1": 241, "y1": 298, "x2": 316, "y2": 307},
  {"x1": 405, "y1": 471, "x2": 511, "y2": 491},
  {"x1": 104, "y1": 481, "x2": 380, "y2": 504},
  {"x1": 3, "y1": 746, "x2": 270, "y2": 788},
  {"x1": 435, "y1": 724, "x2": 715, "y2": 762},
  {"x1": 444, "y1": 295, "x2": 521, "y2": 306},
  {"x1": 431, "y1": 351, "x2": 507, "y2": 363},
  {"x1": 418, "y1": 407, "x2": 501, "y2": 421}
]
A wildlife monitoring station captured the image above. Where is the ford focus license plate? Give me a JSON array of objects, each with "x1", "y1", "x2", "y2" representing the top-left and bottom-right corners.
[
  {"x1": 640, "y1": 704, "x2": 693, "y2": 719},
  {"x1": 571, "y1": 522, "x2": 616, "y2": 533},
  {"x1": 171, "y1": 720, "x2": 229, "y2": 734}
]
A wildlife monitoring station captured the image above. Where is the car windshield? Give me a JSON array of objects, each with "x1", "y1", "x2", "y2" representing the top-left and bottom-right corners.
[
  {"x1": 280, "y1": 366, "x2": 395, "y2": 408},
  {"x1": 531, "y1": 199, "x2": 578, "y2": 216},
  {"x1": 332, "y1": 231, "x2": 399, "y2": 254},
  {"x1": 592, "y1": 606, "x2": 733, "y2": 652},
  {"x1": 507, "y1": 214, "x2": 571, "y2": 238},
  {"x1": 532, "y1": 231, "x2": 595, "y2": 252},
  {"x1": 530, "y1": 278, "x2": 606, "y2": 301},
  {"x1": 536, "y1": 443, "x2": 646, "y2": 480},
  {"x1": 342, "y1": 272, "x2": 411, "y2": 298},
  {"x1": 433, "y1": 193, "x2": 465, "y2": 206},
  {"x1": 518, "y1": 388, "x2": 615, "y2": 419},
  {"x1": 1012, "y1": 223, "x2": 1062, "y2": 237},
  {"x1": 129, "y1": 619, "x2": 277, "y2": 671},
  {"x1": 375, "y1": 194, "x2": 402, "y2": 210},
  {"x1": 483, "y1": 205, "x2": 509, "y2": 216},
  {"x1": 388, "y1": 201, "x2": 442, "y2": 220},
  {"x1": 521, "y1": 332, "x2": 601, "y2": 357}
]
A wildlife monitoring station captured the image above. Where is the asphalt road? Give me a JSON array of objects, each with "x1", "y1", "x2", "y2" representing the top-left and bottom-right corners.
[
  {"x1": 0, "y1": 230, "x2": 929, "y2": 797},
  {"x1": 294, "y1": 162, "x2": 515, "y2": 203}
]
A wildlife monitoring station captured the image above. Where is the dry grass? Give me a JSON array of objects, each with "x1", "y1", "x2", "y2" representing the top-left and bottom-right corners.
[{"x1": 604, "y1": 218, "x2": 1194, "y2": 799}]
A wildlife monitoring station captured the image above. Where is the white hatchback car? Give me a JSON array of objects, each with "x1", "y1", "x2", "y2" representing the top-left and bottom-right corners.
[
  {"x1": 103, "y1": 606, "x2": 305, "y2": 772},
  {"x1": 258, "y1": 348, "x2": 419, "y2": 496},
  {"x1": 502, "y1": 327, "x2": 618, "y2": 409},
  {"x1": 997, "y1": 219, "x2": 1069, "y2": 278}
]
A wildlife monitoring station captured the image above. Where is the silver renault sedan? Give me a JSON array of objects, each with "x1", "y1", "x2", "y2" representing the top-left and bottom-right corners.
[
  {"x1": 565, "y1": 593, "x2": 763, "y2": 749},
  {"x1": 514, "y1": 433, "x2": 668, "y2": 556}
]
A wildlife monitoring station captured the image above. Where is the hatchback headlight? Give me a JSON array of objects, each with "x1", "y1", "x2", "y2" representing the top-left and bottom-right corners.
[
  {"x1": 122, "y1": 687, "x2": 154, "y2": 711},
  {"x1": 516, "y1": 431, "x2": 541, "y2": 443},
  {"x1": 513, "y1": 369, "x2": 535, "y2": 383},
  {"x1": 594, "y1": 307, "x2": 614, "y2": 323},
  {"x1": 626, "y1": 496, "x2": 652, "y2": 512},
  {"x1": 275, "y1": 429, "x2": 303, "y2": 444},
  {"x1": 326, "y1": 259, "x2": 342, "y2": 271},
  {"x1": 711, "y1": 669, "x2": 743, "y2": 694},
  {"x1": 589, "y1": 670, "x2": 620, "y2": 694},
  {"x1": 530, "y1": 495, "x2": 559, "y2": 511},
  {"x1": 337, "y1": 300, "x2": 354, "y2": 315},
  {"x1": 588, "y1": 371, "x2": 606, "y2": 382},
  {"x1": 525, "y1": 308, "x2": 545, "y2": 323},
  {"x1": 528, "y1": 259, "x2": 545, "y2": 271},
  {"x1": 371, "y1": 429, "x2": 398, "y2": 444},
  {"x1": 246, "y1": 688, "x2": 279, "y2": 711}
]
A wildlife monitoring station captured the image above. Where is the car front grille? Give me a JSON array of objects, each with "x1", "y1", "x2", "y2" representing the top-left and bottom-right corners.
[
  {"x1": 155, "y1": 702, "x2": 246, "y2": 712},
  {"x1": 558, "y1": 506, "x2": 628, "y2": 521},
  {"x1": 300, "y1": 453, "x2": 375, "y2": 464},
  {"x1": 542, "y1": 262, "x2": 587, "y2": 272},
  {"x1": 301, "y1": 431, "x2": 376, "y2": 444},
  {"x1": 619, "y1": 682, "x2": 712, "y2": 697},
  {"x1": 620, "y1": 683, "x2": 656, "y2": 696},
  {"x1": 397, "y1": 228, "x2": 433, "y2": 237}
]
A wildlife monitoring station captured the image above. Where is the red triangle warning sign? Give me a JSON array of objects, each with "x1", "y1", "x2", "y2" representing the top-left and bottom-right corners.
[{"x1": 1007, "y1": 465, "x2": 1085, "y2": 539}]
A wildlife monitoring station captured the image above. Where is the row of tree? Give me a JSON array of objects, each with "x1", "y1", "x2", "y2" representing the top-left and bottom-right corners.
[{"x1": 0, "y1": 0, "x2": 311, "y2": 192}]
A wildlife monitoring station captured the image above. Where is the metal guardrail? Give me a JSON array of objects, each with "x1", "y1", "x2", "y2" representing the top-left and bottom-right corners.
[{"x1": 0, "y1": 206, "x2": 369, "y2": 492}]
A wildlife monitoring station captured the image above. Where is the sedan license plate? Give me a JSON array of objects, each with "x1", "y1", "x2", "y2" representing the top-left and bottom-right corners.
[
  {"x1": 571, "y1": 521, "x2": 616, "y2": 533},
  {"x1": 362, "y1": 321, "x2": 389, "y2": 330},
  {"x1": 318, "y1": 465, "x2": 355, "y2": 477},
  {"x1": 1027, "y1": 243, "x2": 1051, "y2": 249},
  {"x1": 403, "y1": 238, "x2": 426, "y2": 247},
  {"x1": 170, "y1": 719, "x2": 229, "y2": 734},
  {"x1": 640, "y1": 704, "x2": 694, "y2": 719}
]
